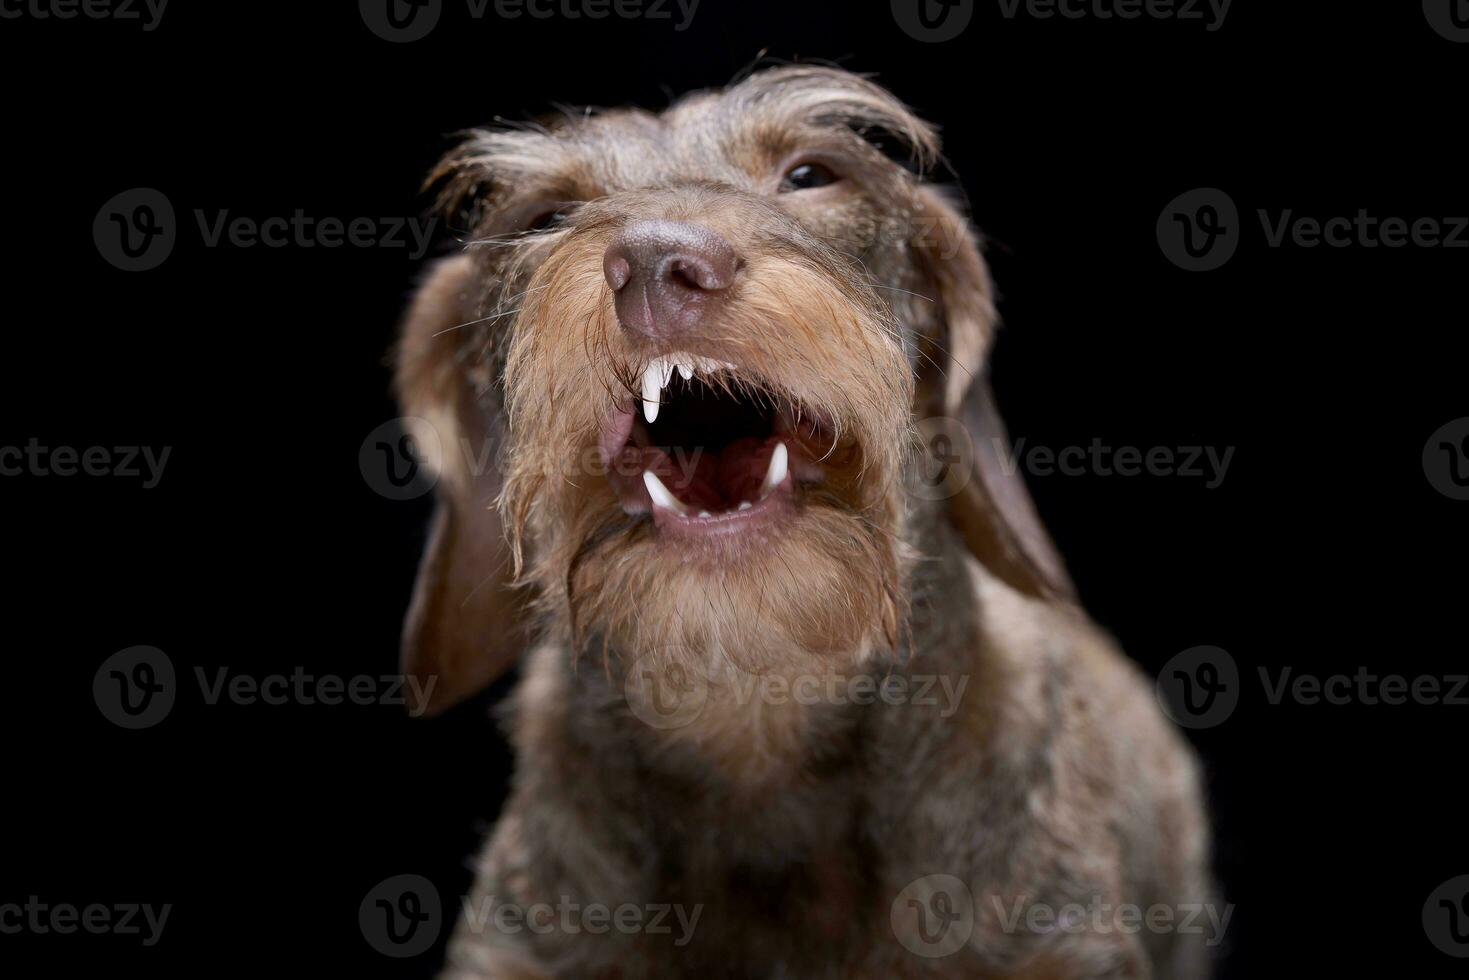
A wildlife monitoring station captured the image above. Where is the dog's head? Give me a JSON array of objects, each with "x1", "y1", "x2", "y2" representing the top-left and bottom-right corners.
[{"x1": 395, "y1": 66, "x2": 1071, "y2": 714}]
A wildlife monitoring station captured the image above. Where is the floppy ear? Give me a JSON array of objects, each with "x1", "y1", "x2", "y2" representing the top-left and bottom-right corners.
[
  {"x1": 912, "y1": 187, "x2": 1075, "y2": 603},
  {"x1": 395, "y1": 254, "x2": 529, "y2": 716}
]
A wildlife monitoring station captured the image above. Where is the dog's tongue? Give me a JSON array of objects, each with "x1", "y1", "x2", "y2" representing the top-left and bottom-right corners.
[
  {"x1": 716, "y1": 437, "x2": 779, "y2": 505},
  {"x1": 650, "y1": 437, "x2": 781, "y2": 512}
]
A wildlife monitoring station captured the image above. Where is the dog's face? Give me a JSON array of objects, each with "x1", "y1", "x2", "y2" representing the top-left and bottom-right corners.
[{"x1": 396, "y1": 67, "x2": 1070, "y2": 713}]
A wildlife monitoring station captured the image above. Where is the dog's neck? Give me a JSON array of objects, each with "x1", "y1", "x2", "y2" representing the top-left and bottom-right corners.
[{"x1": 557, "y1": 535, "x2": 975, "y2": 795}]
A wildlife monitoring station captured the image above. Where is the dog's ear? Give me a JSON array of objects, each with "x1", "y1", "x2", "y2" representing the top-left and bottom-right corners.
[
  {"x1": 912, "y1": 186, "x2": 1075, "y2": 603},
  {"x1": 395, "y1": 254, "x2": 528, "y2": 716}
]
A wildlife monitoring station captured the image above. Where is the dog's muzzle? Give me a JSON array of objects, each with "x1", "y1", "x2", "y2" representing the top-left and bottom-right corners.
[{"x1": 603, "y1": 220, "x2": 740, "y2": 341}]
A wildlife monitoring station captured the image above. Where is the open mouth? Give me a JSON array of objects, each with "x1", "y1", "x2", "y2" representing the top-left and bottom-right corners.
[{"x1": 600, "y1": 354, "x2": 833, "y2": 534}]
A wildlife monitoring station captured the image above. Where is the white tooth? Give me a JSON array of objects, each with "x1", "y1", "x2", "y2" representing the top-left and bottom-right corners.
[
  {"x1": 642, "y1": 361, "x2": 662, "y2": 423},
  {"x1": 759, "y1": 442, "x2": 789, "y2": 498},
  {"x1": 737, "y1": 501, "x2": 752, "y2": 511},
  {"x1": 677, "y1": 358, "x2": 694, "y2": 381},
  {"x1": 660, "y1": 359, "x2": 675, "y2": 390},
  {"x1": 697, "y1": 511, "x2": 711, "y2": 518},
  {"x1": 642, "y1": 470, "x2": 688, "y2": 516}
]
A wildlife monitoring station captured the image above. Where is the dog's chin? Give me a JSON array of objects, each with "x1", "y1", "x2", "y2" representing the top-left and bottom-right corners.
[
  {"x1": 569, "y1": 499, "x2": 901, "y2": 667},
  {"x1": 596, "y1": 351, "x2": 869, "y2": 563}
]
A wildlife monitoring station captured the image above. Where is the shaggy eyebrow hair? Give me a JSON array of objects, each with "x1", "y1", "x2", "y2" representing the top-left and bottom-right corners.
[
  {"x1": 429, "y1": 66, "x2": 941, "y2": 226},
  {"x1": 426, "y1": 126, "x2": 580, "y2": 223},
  {"x1": 718, "y1": 66, "x2": 941, "y2": 172}
]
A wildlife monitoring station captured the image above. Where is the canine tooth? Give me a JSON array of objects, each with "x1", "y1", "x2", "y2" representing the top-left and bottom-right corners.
[
  {"x1": 737, "y1": 501, "x2": 752, "y2": 511},
  {"x1": 642, "y1": 361, "x2": 662, "y2": 423},
  {"x1": 642, "y1": 470, "x2": 688, "y2": 516},
  {"x1": 758, "y1": 442, "x2": 788, "y2": 498}
]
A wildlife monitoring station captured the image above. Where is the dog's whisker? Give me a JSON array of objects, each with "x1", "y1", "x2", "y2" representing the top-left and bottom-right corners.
[
  {"x1": 865, "y1": 283, "x2": 936, "y2": 302},
  {"x1": 434, "y1": 307, "x2": 526, "y2": 337}
]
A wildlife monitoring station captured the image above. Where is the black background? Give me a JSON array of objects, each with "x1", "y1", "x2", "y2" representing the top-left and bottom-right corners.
[{"x1": 3, "y1": 0, "x2": 1466, "y2": 976}]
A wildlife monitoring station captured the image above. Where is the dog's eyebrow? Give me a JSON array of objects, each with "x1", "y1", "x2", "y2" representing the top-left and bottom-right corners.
[
  {"x1": 429, "y1": 108, "x2": 667, "y2": 223},
  {"x1": 428, "y1": 123, "x2": 605, "y2": 222},
  {"x1": 723, "y1": 66, "x2": 939, "y2": 172}
]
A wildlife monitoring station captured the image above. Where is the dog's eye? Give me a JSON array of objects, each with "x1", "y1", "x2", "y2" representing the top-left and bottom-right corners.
[
  {"x1": 779, "y1": 162, "x2": 838, "y2": 193},
  {"x1": 525, "y1": 205, "x2": 576, "y2": 232}
]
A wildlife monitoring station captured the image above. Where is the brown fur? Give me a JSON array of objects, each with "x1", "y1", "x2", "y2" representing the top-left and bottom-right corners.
[{"x1": 392, "y1": 66, "x2": 1214, "y2": 978}]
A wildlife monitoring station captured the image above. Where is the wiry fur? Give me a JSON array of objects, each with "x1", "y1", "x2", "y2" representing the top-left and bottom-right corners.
[{"x1": 393, "y1": 66, "x2": 1215, "y2": 979}]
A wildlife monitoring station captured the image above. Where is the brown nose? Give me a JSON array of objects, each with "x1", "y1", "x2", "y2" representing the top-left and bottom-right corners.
[{"x1": 603, "y1": 220, "x2": 739, "y2": 340}]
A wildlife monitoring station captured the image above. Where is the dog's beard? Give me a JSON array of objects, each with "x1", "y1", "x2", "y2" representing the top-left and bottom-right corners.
[
  {"x1": 563, "y1": 490, "x2": 906, "y2": 672},
  {"x1": 497, "y1": 225, "x2": 915, "y2": 673}
]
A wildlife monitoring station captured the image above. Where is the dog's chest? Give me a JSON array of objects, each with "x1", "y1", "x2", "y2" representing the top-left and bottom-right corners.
[{"x1": 640, "y1": 796, "x2": 880, "y2": 975}]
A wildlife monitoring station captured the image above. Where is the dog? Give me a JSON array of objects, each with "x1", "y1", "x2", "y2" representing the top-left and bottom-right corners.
[{"x1": 392, "y1": 66, "x2": 1214, "y2": 979}]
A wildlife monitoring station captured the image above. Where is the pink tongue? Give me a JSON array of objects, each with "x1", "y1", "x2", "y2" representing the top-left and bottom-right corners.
[
  {"x1": 650, "y1": 437, "x2": 778, "y2": 511},
  {"x1": 718, "y1": 437, "x2": 777, "y2": 505}
]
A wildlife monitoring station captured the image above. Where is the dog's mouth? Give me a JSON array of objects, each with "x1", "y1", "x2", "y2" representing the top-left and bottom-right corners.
[{"x1": 599, "y1": 353, "x2": 841, "y2": 536}]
